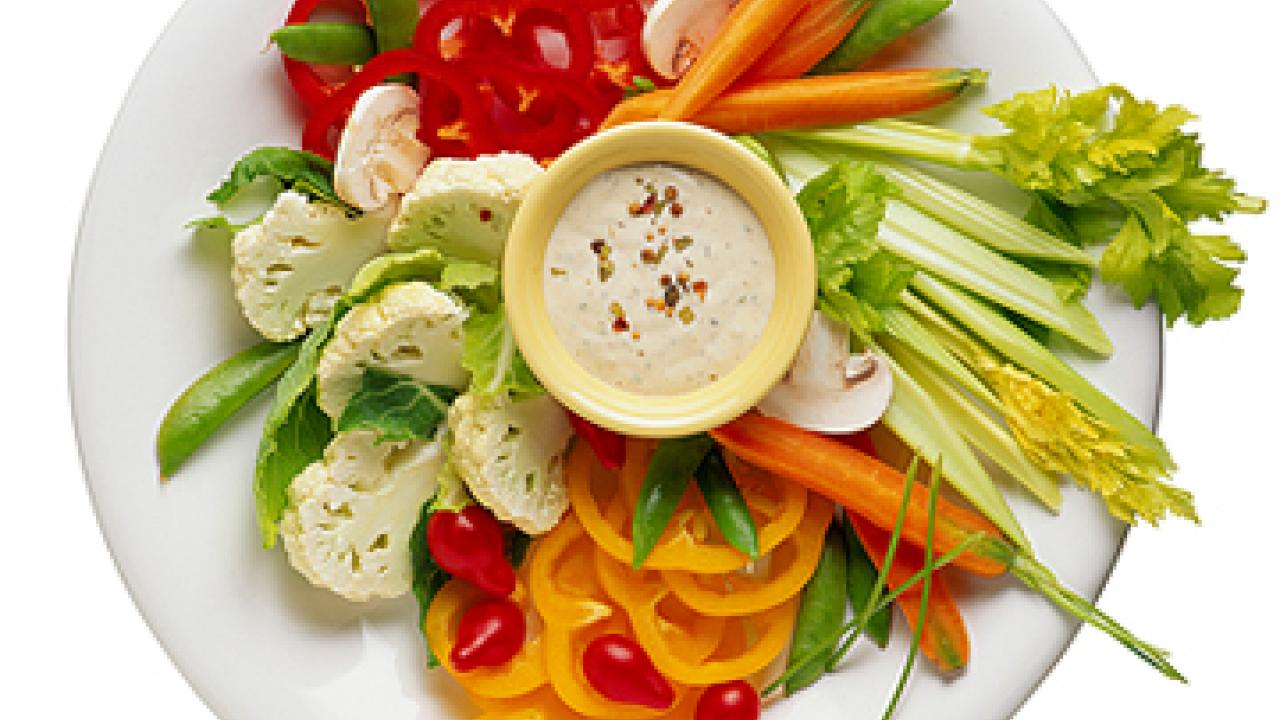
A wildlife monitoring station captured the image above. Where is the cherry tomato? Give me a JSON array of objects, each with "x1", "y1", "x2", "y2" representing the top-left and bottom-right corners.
[
  {"x1": 427, "y1": 505, "x2": 517, "y2": 598},
  {"x1": 695, "y1": 680, "x2": 761, "y2": 720},
  {"x1": 450, "y1": 598, "x2": 527, "y2": 672},
  {"x1": 582, "y1": 634, "x2": 675, "y2": 710}
]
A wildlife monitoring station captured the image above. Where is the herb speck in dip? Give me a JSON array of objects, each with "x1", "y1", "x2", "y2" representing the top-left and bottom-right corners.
[{"x1": 543, "y1": 163, "x2": 775, "y2": 395}]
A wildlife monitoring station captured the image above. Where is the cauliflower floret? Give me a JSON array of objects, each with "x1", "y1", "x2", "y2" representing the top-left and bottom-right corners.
[
  {"x1": 316, "y1": 281, "x2": 469, "y2": 418},
  {"x1": 388, "y1": 153, "x2": 544, "y2": 263},
  {"x1": 280, "y1": 430, "x2": 444, "y2": 602},
  {"x1": 233, "y1": 191, "x2": 390, "y2": 341},
  {"x1": 448, "y1": 393, "x2": 573, "y2": 534}
]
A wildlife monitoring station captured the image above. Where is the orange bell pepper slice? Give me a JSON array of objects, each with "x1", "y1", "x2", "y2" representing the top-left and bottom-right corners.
[
  {"x1": 529, "y1": 513, "x2": 692, "y2": 719},
  {"x1": 661, "y1": 493, "x2": 834, "y2": 617},
  {"x1": 567, "y1": 440, "x2": 809, "y2": 573},
  {"x1": 594, "y1": 545, "x2": 800, "y2": 686},
  {"x1": 424, "y1": 576, "x2": 548, "y2": 700}
]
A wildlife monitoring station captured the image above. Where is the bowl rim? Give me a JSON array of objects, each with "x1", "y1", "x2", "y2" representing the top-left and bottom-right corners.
[{"x1": 503, "y1": 121, "x2": 816, "y2": 438}]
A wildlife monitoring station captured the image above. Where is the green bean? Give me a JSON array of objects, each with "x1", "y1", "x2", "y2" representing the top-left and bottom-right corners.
[
  {"x1": 695, "y1": 449, "x2": 760, "y2": 559},
  {"x1": 841, "y1": 514, "x2": 893, "y2": 648},
  {"x1": 367, "y1": 0, "x2": 421, "y2": 53},
  {"x1": 786, "y1": 522, "x2": 849, "y2": 695},
  {"x1": 271, "y1": 23, "x2": 377, "y2": 66},
  {"x1": 156, "y1": 341, "x2": 300, "y2": 478},
  {"x1": 811, "y1": 0, "x2": 952, "y2": 75},
  {"x1": 631, "y1": 435, "x2": 715, "y2": 567}
]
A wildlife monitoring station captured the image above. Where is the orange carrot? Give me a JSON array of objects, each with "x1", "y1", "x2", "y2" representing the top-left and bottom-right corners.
[
  {"x1": 709, "y1": 412, "x2": 1009, "y2": 577},
  {"x1": 740, "y1": 0, "x2": 872, "y2": 83},
  {"x1": 602, "y1": 68, "x2": 986, "y2": 134},
  {"x1": 849, "y1": 515, "x2": 970, "y2": 671},
  {"x1": 659, "y1": 0, "x2": 811, "y2": 120}
]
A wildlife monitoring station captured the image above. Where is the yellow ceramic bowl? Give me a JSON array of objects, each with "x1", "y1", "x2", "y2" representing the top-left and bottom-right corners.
[{"x1": 503, "y1": 122, "x2": 815, "y2": 438}]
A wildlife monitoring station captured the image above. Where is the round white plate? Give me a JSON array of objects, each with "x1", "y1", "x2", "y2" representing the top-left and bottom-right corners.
[{"x1": 70, "y1": 1, "x2": 1162, "y2": 719}]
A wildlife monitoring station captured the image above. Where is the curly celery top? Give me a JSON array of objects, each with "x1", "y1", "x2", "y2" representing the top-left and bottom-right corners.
[{"x1": 778, "y1": 85, "x2": 1267, "y2": 326}]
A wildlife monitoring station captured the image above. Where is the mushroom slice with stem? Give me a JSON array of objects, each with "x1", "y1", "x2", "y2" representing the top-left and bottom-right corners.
[
  {"x1": 642, "y1": 0, "x2": 737, "y2": 80},
  {"x1": 758, "y1": 312, "x2": 894, "y2": 434},
  {"x1": 335, "y1": 84, "x2": 431, "y2": 212}
]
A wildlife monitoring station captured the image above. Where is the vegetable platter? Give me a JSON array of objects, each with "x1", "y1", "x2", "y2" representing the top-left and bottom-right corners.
[{"x1": 69, "y1": 1, "x2": 1262, "y2": 720}]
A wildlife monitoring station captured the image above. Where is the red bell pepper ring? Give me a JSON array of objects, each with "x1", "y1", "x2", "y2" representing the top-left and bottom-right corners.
[
  {"x1": 281, "y1": 0, "x2": 370, "y2": 110},
  {"x1": 414, "y1": 0, "x2": 597, "y2": 79},
  {"x1": 567, "y1": 412, "x2": 626, "y2": 471},
  {"x1": 302, "y1": 49, "x2": 487, "y2": 159},
  {"x1": 471, "y1": 62, "x2": 611, "y2": 158}
]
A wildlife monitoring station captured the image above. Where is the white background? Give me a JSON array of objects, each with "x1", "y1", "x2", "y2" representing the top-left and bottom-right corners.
[{"x1": 4, "y1": 0, "x2": 1276, "y2": 718}]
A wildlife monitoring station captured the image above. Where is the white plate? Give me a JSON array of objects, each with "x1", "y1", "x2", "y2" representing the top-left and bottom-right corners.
[{"x1": 69, "y1": 1, "x2": 1162, "y2": 719}]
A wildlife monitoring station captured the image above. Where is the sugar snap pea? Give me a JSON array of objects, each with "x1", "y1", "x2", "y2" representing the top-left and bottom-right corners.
[
  {"x1": 367, "y1": 0, "x2": 420, "y2": 53},
  {"x1": 812, "y1": 0, "x2": 952, "y2": 75},
  {"x1": 631, "y1": 435, "x2": 715, "y2": 567},
  {"x1": 842, "y1": 514, "x2": 893, "y2": 648},
  {"x1": 786, "y1": 522, "x2": 848, "y2": 695},
  {"x1": 157, "y1": 341, "x2": 300, "y2": 478},
  {"x1": 271, "y1": 23, "x2": 377, "y2": 66},
  {"x1": 695, "y1": 449, "x2": 760, "y2": 559}
]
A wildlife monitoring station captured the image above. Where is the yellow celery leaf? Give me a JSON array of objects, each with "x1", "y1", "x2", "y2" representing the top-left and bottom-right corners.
[{"x1": 975, "y1": 355, "x2": 1198, "y2": 527}]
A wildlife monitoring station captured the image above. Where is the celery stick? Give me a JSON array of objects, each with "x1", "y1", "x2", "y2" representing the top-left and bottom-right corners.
[
  {"x1": 777, "y1": 121, "x2": 997, "y2": 169},
  {"x1": 885, "y1": 339, "x2": 1064, "y2": 510},
  {"x1": 908, "y1": 276, "x2": 1173, "y2": 467},
  {"x1": 881, "y1": 306, "x2": 994, "y2": 405},
  {"x1": 881, "y1": 202, "x2": 1113, "y2": 355},
  {"x1": 879, "y1": 352, "x2": 1032, "y2": 551}
]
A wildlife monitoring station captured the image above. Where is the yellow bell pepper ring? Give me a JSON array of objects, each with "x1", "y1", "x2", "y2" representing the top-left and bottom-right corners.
[
  {"x1": 662, "y1": 495, "x2": 834, "y2": 617},
  {"x1": 424, "y1": 578, "x2": 549, "y2": 700}
]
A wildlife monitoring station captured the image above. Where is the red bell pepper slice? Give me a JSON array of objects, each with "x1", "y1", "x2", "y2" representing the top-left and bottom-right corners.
[
  {"x1": 567, "y1": 412, "x2": 626, "y2": 471},
  {"x1": 414, "y1": 0, "x2": 597, "y2": 78},
  {"x1": 281, "y1": 0, "x2": 370, "y2": 110}
]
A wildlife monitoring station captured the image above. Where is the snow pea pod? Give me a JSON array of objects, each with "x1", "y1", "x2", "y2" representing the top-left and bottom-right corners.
[
  {"x1": 367, "y1": 0, "x2": 420, "y2": 53},
  {"x1": 632, "y1": 434, "x2": 715, "y2": 567},
  {"x1": 695, "y1": 449, "x2": 760, "y2": 559},
  {"x1": 157, "y1": 341, "x2": 300, "y2": 478},
  {"x1": 842, "y1": 513, "x2": 893, "y2": 648},
  {"x1": 785, "y1": 523, "x2": 848, "y2": 695},
  {"x1": 271, "y1": 23, "x2": 378, "y2": 66},
  {"x1": 812, "y1": 0, "x2": 952, "y2": 74}
]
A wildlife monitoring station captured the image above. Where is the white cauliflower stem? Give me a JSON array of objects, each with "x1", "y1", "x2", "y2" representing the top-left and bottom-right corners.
[
  {"x1": 232, "y1": 191, "x2": 389, "y2": 341},
  {"x1": 316, "y1": 281, "x2": 470, "y2": 418},
  {"x1": 448, "y1": 393, "x2": 573, "y2": 534},
  {"x1": 388, "y1": 153, "x2": 544, "y2": 263},
  {"x1": 281, "y1": 431, "x2": 443, "y2": 601}
]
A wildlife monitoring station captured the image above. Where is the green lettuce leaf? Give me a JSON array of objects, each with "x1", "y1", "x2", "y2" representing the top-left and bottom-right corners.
[
  {"x1": 337, "y1": 368, "x2": 459, "y2": 444},
  {"x1": 439, "y1": 261, "x2": 501, "y2": 311},
  {"x1": 208, "y1": 147, "x2": 349, "y2": 210},
  {"x1": 463, "y1": 307, "x2": 543, "y2": 399},
  {"x1": 796, "y1": 161, "x2": 913, "y2": 340},
  {"x1": 977, "y1": 85, "x2": 1264, "y2": 325}
]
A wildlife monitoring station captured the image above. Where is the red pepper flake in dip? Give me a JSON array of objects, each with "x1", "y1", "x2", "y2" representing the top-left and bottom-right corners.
[{"x1": 543, "y1": 163, "x2": 775, "y2": 395}]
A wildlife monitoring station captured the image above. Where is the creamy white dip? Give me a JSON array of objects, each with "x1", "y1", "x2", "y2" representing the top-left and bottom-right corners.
[{"x1": 543, "y1": 163, "x2": 775, "y2": 395}]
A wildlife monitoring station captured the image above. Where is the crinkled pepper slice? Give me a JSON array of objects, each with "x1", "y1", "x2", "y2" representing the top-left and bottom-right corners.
[
  {"x1": 567, "y1": 440, "x2": 809, "y2": 573},
  {"x1": 424, "y1": 576, "x2": 548, "y2": 700}
]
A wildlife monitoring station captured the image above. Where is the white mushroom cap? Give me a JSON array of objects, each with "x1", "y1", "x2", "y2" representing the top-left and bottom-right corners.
[
  {"x1": 758, "y1": 312, "x2": 894, "y2": 434},
  {"x1": 642, "y1": 0, "x2": 737, "y2": 80},
  {"x1": 335, "y1": 85, "x2": 431, "y2": 211}
]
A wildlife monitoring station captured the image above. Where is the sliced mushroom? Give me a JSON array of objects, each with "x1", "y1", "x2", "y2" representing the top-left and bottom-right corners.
[
  {"x1": 335, "y1": 85, "x2": 431, "y2": 212},
  {"x1": 758, "y1": 312, "x2": 894, "y2": 434},
  {"x1": 642, "y1": 0, "x2": 737, "y2": 80}
]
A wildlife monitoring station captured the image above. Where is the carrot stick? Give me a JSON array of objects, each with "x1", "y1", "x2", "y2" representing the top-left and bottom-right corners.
[
  {"x1": 739, "y1": 0, "x2": 872, "y2": 84},
  {"x1": 602, "y1": 68, "x2": 986, "y2": 134},
  {"x1": 709, "y1": 412, "x2": 1009, "y2": 577},
  {"x1": 658, "y1": 0, "x2": 811, "y2": 121},
  {"x1": 849, "y1": 515, "x2": 970, "y2": 671}
]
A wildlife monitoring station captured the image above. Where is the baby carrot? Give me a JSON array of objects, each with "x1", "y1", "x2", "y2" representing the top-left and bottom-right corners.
[
  {"x1": 850, "y1": 515, "x2": 970, "y2": 671},
  {"x1": 740, "y1": 0, "x2": 872, "y2": 83},
  {"x1": 603, "y1": 69, "x2": 986, "y2": 134},
  {"x1": 659, "y1": 0, "x2": 810, "y2": 120}
]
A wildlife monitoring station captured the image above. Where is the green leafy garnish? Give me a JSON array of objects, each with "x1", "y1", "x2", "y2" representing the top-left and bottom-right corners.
[
  {"x1": 462, "y1": 307, "x2": 543, "y2": 399},
  {"x1": 409, "y1": 502, "x2": 451, "y2": 667},
  {"x1": 439, "y1": 261, "x2": 501, "y2": 311},
  {"x1": 186, "y1": 215, "x2": 255, "y2": 235},
  {"x1": 337, "y1": 368, "x2": 459, "y2": 444},
  {"x1": 796, "y1": 161, "x2": 914, "y2": 341},
  {"x1": 624, "y1": 76, "x2": 658, "y2": 99},
  {"x1": 208, "y1": 147, "x2": 350, "y2": 210}
]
